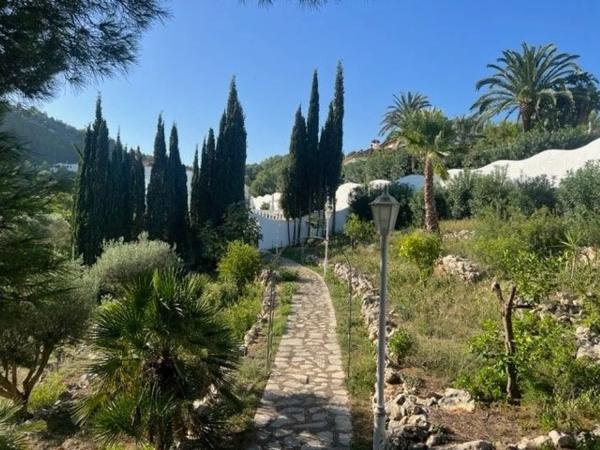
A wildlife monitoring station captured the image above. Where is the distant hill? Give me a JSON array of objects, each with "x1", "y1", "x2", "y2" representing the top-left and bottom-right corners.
[{"x1": 1, "y1": 105, "x2": 86, "y2": 164}]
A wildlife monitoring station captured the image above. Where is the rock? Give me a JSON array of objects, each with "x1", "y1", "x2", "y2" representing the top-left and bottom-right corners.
[
  {"x1": 436, "y1": 255, "x2": 482, "y2": 283},
  {"x1": 437, "y1": 388, "x2": 475, "y2": 413},
  {"x1": 56, "y1": 438, "x2": 96, "y2": 450},
  {"x1": 426, "y1": 432, "x2": 446, "y2": 446},
  {"x1": 548, "y1": 430, "x2": 576, "y2": 448},
  {"x1": 385, "y1": 367, "x2": 403, "y2": 385},
  {"x1": 439, "y1": 440, "x2": 493, "y2": 450},
  {"x1": 516, "y1": 435, "x2": 552, "y2": 449}
]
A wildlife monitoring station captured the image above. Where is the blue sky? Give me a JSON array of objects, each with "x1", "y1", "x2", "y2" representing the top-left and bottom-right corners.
[{"x1": 41, "y1": 0, "x2": 600, "y2": 164}]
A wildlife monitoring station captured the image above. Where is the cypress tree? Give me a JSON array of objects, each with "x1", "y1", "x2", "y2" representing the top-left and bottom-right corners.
[
  {"x1": 73, "y1": 126, "x2": 96, "y2": 264},
  {"x1": 213, "y1": 111, "x2": 229, "y2": 224},
  {"x1": 166, "y1": 124, "x2": 188, "y2": 252},
  {"x1": 120, "y1": 144, "x2": 133, "y2": 241},
  {"x1": 107, "y1": 133, "x2": 124, "y2": 239},
  {"x1": 94, "y1": 98, "x2": 110, "y2": 244},
  {"x1": 130, "y1": 147, "x2": 146, "y2": 239},
  {"x1": 146, "y1": 115, "x2": 168, "y2": 240},
  {"x1": 199, "y1": 128, "x2": 216, "y2": 224},
  {"x1": 189, "y1": 144, "x2": 201, "y2": 231},
  {"x1": 306, "y1": 70, "x2": 320, "y2": 213},
  {"x1": 224, "y1": 78, "x2": 247, "y2": 207}
]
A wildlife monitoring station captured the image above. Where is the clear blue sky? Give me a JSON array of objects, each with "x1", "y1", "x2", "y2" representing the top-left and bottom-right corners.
[{"x1": 41, "y1": 0, "x2": 600, "y2": 165}]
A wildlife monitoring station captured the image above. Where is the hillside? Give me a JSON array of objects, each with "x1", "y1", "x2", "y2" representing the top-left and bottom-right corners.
[{"x1": 2, "y1": 105, "x2": 86, "y2": 164}]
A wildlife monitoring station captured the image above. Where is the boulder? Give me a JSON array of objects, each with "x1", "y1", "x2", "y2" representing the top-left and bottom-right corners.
[
  {"x1": 439, "y1": 440, "x2": 493, "y2": 450},
  {"x1": 516, "y1": 435, "x2": 552, "y2": 450},
  {"x1": 548, "y1": 430, "x2": 576, "y2": 448},
  {"x1": 437, "y1": 388, "x2": 475, "y2": 413}
]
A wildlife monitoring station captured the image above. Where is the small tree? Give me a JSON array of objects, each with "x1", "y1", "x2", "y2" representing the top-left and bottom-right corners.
[
  {"x1": 398, "y1": 230, "x2": 442, "y2": 277},
  {"x1": 344, "y1": 213, "x2": 375, "y2": 248}
]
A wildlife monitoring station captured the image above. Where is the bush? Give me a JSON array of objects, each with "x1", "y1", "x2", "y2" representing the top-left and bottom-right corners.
[
  {"x1": 202, "y1": 280, "x2": 239, "y2": 307},
  {"x1": 445, "y1": 170, "x2": 477, "y2": 219},
  {"x1": 389, "y1": 328, "x2": 417, "y2": 365},
  {"x1": 344, "y1": 213, "x2": 375, "y2": 248},
  {"x1": 409, "y1": 187, "x2": 449, "y2": 227},
  {"x1": 88, "y1": 234, "x2": 180, "y2": 299},
  {"x1": 469, "y1": 168, "x2": 517, "y2": 218},
  {"x1": 559, "y1": 161, "x2": 600, "y2": 217},
  {"x1": 29, "y1": 371, "x2": 66, "y2": 413},
  {"x1": 514, "y1": 176, "x2": 558, "y2": 215},
  {"x1": 349, "y1": 183, "x2": 414, "y2": 229},
  {"x1": 398, "y1": 230, "x2": 442, "y2": 276},
  {"x1": 0, "y1": 401, "x2": 25, "y2": 450},
  {"x1": 222, "y1": 284, "x2": 263, "y2": 340},
  {"x1": 218, "y1": 240, "x2": 262, "y2": 291},
  {"x1": 277, "y1": 268, "x2": 299, "y2": 282}
]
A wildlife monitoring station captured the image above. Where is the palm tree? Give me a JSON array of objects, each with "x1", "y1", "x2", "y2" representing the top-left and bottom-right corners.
[
  {"x1": 77, "y1": 269, "x2": 239, "y2": 450},
  {"x1": 384, "y1": 108, "x2": 453, "y2": 232},
  {"x1": 472, "y1": 43, "x2": 581, "y2": 131},
  {"x1": 381, "y1": 91, "x2": 431, "y2": 172},
  {"x1": 0, "y1": 402, "x2": 25, "y2": 450}
]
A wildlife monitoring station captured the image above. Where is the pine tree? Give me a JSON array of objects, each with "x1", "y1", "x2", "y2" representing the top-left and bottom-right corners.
[
  {"x1": 189, "y1": 144, "x2": 201, "y2": 231},
  {"x1": 306, "y1": 70, "x2": 320, "y2": 214},
  {"x1": 166, "y1": 124, "x2": 188, "y2": 253},
  {"x1": 146, "y1": 115, "x2": 168, "y2": 240},
  {"x1": 130, "y1": 147, "x2": 146, "y2": 239}
]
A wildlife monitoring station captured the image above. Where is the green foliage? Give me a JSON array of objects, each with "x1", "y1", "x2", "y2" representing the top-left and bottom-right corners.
[
  {"x1": 246, "y1": 155, "x2": 288, "y2": 196},
  {"x1": 504, "y1": 251, "x2": 560, "y2": 303},
  {"x1": 343, "y1": 150, "x2": 412, "y2": 184},
  {"x1": 445, "y1": 170, "x2": 477, "y2": 219},
  {"x1": 281, "y1": 107, "x2": 309, "y2": 221},
  {"x1": 202, "y1": 281, "x2": 239, "y2": 308},
  {"x1": 349, "y1": 184, "x2": 413, "y2": 229},
  {"x1": 397, "y1": 230, "x2": 442, "y2": 276},
  {"x1": 514, "y1": 176, "x2": 558, "y2": 216},
  {"x1": 87, "y1": 235, "x2": 180, "y2": 300},
  {"x1": 79, "y1": 269, "x2": 239, "y2": 450},
  {"x1": 469, "y1": 168, "x2": 516, "y2": 218},
  {"x1": 0, "y1": 401, "x2": 25, "y2": 450},
  {"x1": 559, "y1": 161, "x2": 600, "y2": 216},
  {"x1": 222, "y1": 284, "x2": 263, "y2": 340},
  {"x1": 146, "y1": 114, "x2": 169, "y2": 241},
  {"x1": 218, "y1": 241, "x2": 262, "y2": 291},
  {"x1": 221, "y1": 203, "x2": 262, "y2": 246},
  {"x1": 29, "y1": 372, "x2": 66, "y2": 414},
  {"x1": 388, "y1": 328, "x2": 417, "y2": 365},
  {"x1": 409, "y1": 187, "x2": 449, "y2": 227},
  {"x1": 344, "y1": 214, "x2": 375, "y2": 247},
  {"x1": 165, "y1": 124, "x2": 189, "y2": 254},
  {"x1": 277, "y1": 268, "x2": 299, "y2": 282}
]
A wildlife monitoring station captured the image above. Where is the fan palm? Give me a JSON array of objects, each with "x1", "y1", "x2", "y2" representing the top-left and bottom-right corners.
[
  {"x1": 77, "y1": 269, "x2": 239, "y2": 450},
  {"x1": 472, "y1": 43, "x2": 581, "y2": 131},
  {"x1": 0, "y1": 401, "x2": 25, "y2": 450},
  {"x1": 384, "y1": 108, "x2": 453, "y2": 232}
]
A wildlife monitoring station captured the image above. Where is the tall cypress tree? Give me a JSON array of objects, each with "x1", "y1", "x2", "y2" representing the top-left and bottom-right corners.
[
  {"x1": 120, "y1": 144, "x2": 133, "y2": 241},
  {"x1": 306, "y1": 70, "x2": 320, "y2": 213},
  {"x1": 73, "y1": 126, "x2": 96, "y2": 264},
  {"x1": 94, "y1": 98, "x2": 110, "y2": 243},
  {"x1": 199, "y1": 128, "x2": 216, "y2": 224},
  {"x1": 146, "y1": 115, "x2": 168, "y2": 240},
  {"x1": 213, "y1": 112, "x2": 228, "y2": 224},
  {"x1": 190, "y1": 144, "x2": 201, "y2": 232},
  {"x1": 166, "y1": 124, "x2": 188, "y2": 252},
  {"x1": 107, "y1": 133, "x2": 124, "y2": 239},
  {"x1": 281, "y1": 107, "x2": 308, "y2": 243},
  {"x1": 130, "y1": 147, "x2": 146, "y2": 239}
]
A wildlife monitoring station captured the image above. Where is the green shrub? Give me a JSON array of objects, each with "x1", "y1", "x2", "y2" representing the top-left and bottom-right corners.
[
  {"x1": 88, "y1": 234, "x2": 180, "y2": 299},
  {"x1": 398, "y1": 230, "x2": 442, "y2": 276},
  {"x1": 277, "y1": 268, "x2": 299, "y2": 282},
  {"x1": 203, "y1": 281, "x2": 239, "y2": 307},
  {"x1": 28, "y1": 371, "x2": 66, "y2": 413},
  {"x1": 469, "y1": 168, "x2": 517, "y2": 218},
  {"x1": 0, "y1": 400, "x2": 25, "y2": 450},
  {"x1": 388, "y1": 328, "x2": 417, "y2": 364},
  {"x1": 344, "y1": 213, "x2": 376, "y2": 248},
  {"x1": 409, "y1": 187, "x2": 449, "y2": 227},
  {"x1": 349, "y1": 184, "x2": 414, "y2": 229},
  {"x1": 218, "y1": 240, "x2": 262, "y2": 291},
  {"x1": 559, "y1": 161, "x2": 600, "y2": 217},
  {"x1": 514, "y1": 176, "x2": 558, "y2": 216},
  {"x1": 445, "y1": 170, "x2": 477, "y2": 219},
  {"x1": 222, "y1": 284, "x2": 263, "y2": 340}
]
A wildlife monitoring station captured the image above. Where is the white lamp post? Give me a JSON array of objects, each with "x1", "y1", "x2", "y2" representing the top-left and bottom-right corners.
[
  {"x1": 323, "y1": 201, "x2": 333, "y2": 277},
  {"x1": 370, "y1": 189, "x2": 400, "y2": 450}
]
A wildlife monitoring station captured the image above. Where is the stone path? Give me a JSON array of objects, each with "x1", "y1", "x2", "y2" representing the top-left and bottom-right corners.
[{"x1": 249, "y1": 259, "x2": 353, "y2": 450}]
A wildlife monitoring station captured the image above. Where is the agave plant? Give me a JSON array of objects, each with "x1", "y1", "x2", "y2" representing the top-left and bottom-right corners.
[
  {"x1": 473, "y1": 43, "x2": 581, "y2": 131},
  {"x1": 77, "y1": 269, "x2": 239, "y2": 450}
]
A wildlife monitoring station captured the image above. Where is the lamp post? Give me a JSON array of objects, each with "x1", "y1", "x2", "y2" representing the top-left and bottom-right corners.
[
  {"x1": 323, "y1": 201, "x2": 333, "y2": 277},
  {"x1": 370, "y1": 189, "x2": 400, "y2": 450}
]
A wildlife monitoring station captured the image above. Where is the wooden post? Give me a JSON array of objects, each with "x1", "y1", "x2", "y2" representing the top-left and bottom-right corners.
[{"x1": 491, "y1": 280, "x2": 521, "y2": 402}]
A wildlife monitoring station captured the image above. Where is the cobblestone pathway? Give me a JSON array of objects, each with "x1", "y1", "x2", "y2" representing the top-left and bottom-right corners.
[{"x1": 249, "y1": 259, "x2": 353, "y2": 450}]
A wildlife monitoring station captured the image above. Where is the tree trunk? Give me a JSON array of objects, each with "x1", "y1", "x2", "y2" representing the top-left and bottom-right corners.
[
  {"x1": 331, "y1": 195, "x2": 337, "y2": 234},
  {"x1": 520, "y1": 102, "x2": 534, "y2": 132},
  {"x1": 492, "y1": 281, "x2": 521, "y2": 402},
  {"x1": 423, "y1": 155, "x2": 438, "y2": 233}
]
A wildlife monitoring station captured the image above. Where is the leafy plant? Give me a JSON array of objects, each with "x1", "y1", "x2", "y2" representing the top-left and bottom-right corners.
[
  {"x1": 344, "y1": 214, "x2": 376, "y2": 248},
  {"x1": 78, "y1": 269, "x2": 239, "y2": 450},
  {"x1": 388, "y1": 328, "x2": 417, "y2": 365},
  {"x1": 218, "y1": 241, "x2": 262, "y2": 292},
  {"x1": 0, "y1": 401, "x2": 25, "y2": 450},
  {"x1": 397, "y1": 230, "x2": 442, "y2": 276}
]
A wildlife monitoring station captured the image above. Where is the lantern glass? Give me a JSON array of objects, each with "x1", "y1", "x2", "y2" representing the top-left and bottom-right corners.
[{"x1": 370, "y1": 191, "x2": 400, "y2": 236}]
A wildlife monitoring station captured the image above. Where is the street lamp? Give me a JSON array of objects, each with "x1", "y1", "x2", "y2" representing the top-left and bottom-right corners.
[
  {"x1": 323, "y1": 201, "x2": 333, "y2": 277},
  {"x1": 370, "y1": 189, "x2": 400, "y2": 450}
]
